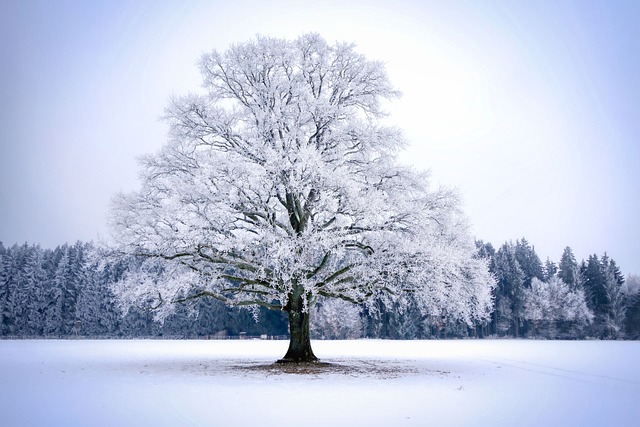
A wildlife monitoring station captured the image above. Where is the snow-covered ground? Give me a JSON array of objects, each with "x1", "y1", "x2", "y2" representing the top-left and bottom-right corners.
[{"x1": 1, "y1": 339, "x2": 638, "y2": 426}]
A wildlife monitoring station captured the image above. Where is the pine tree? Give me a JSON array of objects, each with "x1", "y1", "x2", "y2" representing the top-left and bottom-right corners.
[
  {"x1": 494, "y1": 242, "x2": 526, "y2": 336},
  {"x1": 558, "y1": 246, "x2": 581, "y2": 290},
  {"x1": 543, "y1": 258, "x2": 558, "y2": 282},
  {"x1": 0, "y1": 244, "x2": 31, "y2": 335},
  {"x1": 0, "y1": 245, "x2": 15, "y2": 335},
  {"x1": 475, "y1": 240, "x2": 496, "y2": 266},
  {"x1": 19, "y1": 246, "x2": 47, "y2": 336},
  {"x1": 514, "y1": 238, "x2": 544, "y2": 287},
  {"x1": 46, "y1": 244, "x2": 85, "y2": 336},
  {"x1": 581, "y1": 255, "x2": 607, "y2": 316},
  {"x1": 602, "y1": 257, "x2": 626, "y2": 338},
  {"x1": 76, "y1": 255, "x2": 120, "y2": 337},
  {"x1": 0, "y1": 242, "x2": 6, "y2": 335},
  {"x1": 0, "y1": 244, "x2": 13, "y2": 335},
  {"x1": 623, "y1": 274, "x2": 640, "y2": 339}
]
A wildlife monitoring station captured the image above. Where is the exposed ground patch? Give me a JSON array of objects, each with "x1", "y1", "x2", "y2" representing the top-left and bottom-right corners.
[{"x1": 234, "y1": 359, "x2": 450, "y2": 379}]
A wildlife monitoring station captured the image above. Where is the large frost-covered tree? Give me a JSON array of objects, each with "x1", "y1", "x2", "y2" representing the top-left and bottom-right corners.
[{"x1": 110, "y1": 34, "x2": 495, "y2": 362}]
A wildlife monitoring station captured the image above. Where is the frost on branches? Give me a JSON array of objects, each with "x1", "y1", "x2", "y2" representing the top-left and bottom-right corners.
[
  {"x1": 523, "y1": 277, "x2": 593, "y2": 338},
  {"x1": 110, "y1": 34, "x2": 495, "y2": 362}
]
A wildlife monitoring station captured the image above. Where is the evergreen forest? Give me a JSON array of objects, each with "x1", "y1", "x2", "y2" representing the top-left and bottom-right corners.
[{"x1": 1, "y1": 240, "x2": 638, "y2": 340}]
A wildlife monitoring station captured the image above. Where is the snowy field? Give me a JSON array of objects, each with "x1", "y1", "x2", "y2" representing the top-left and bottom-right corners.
[{"x1": 1, "y1": 339, "x2": 639, "y2": 427}]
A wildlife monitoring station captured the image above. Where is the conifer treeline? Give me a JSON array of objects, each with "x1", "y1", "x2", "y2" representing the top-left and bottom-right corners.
[
  {"x1": 0, "y1": 242, "x2": 288, "y2": 338},
  {"x1": 474, "y1": 240, "x2": 639, "y2": 339},
  {"x1": 0, "y1": 240, "x2": 638, "y2": 339}
]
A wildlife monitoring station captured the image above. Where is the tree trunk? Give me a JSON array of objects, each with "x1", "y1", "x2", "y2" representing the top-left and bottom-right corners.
[{"x1": 278, "y1": 287, "x2": 317, "y2": 363}]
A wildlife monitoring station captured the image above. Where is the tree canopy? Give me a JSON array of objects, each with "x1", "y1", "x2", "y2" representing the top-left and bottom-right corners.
[{"x1": 109, "y1": 34, "x2": 495, "y2": 361}]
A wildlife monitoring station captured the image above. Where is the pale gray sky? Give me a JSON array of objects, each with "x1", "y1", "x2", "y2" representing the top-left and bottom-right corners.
[{"x1": 1, "y1": 0, "x2": 638, "y2": 274}]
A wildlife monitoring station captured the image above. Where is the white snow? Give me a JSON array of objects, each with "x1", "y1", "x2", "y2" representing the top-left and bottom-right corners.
[{"x1": 1, "y1": 339, "x2": 639, "y2": 426}]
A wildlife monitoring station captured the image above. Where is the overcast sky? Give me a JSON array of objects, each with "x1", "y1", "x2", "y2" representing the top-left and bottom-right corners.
[{"x1": 1, "y1": 0, "x2": 638, "y2": 274}]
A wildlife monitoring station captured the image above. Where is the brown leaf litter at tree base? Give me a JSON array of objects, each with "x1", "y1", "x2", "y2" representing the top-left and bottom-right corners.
[{"x1": 233, "y1": 359, "x2": 450, "y2": 379}]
